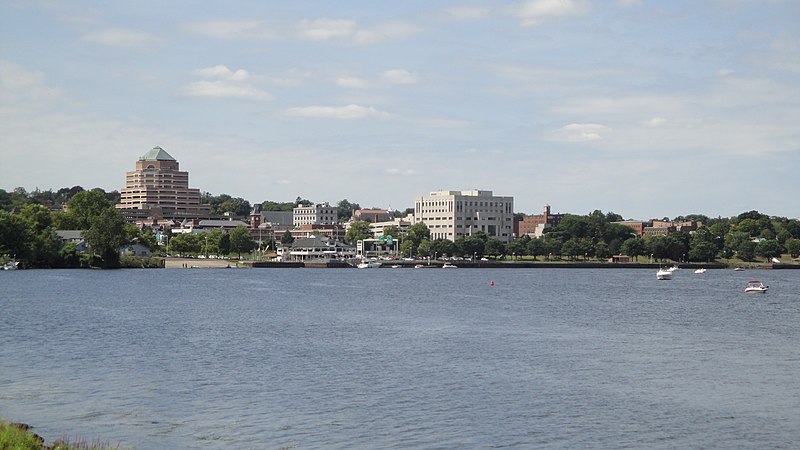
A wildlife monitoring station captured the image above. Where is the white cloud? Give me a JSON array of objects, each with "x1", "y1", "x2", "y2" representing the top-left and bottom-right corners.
[
  {"x1": 183, "y1": 20, "x2": 277, "y2": 39},
  {"x1": 181, "y1": 80, "x2": 270, "y2": 100},
  {"x1": 381, "y1": 69, "x2": 419, "y2": 85},
  {"x1": 513, "y1": 0, "x2": 591, "y2": 26},
  {"x1": 337, "y1": 76, "x2": 373, "y2": 89},
  {"x1": 550, "y1": 123, "x2": 612, "y2": 142},
  {"x1": 442, "y1": 5, "x2": 493, "y2": 20},
  {"x1": 82, "y1": 28, "x2": 160, "y2": 47},
  {"x1": 615, "y1": 0, "x2": 642, "y2": 7},
  {"x1": 194, "y1": 65, "x2": 250, "y2": 81},
  {"x1": 0, "y1": 59, "x2": 60, "y2": 104},
  {"x1": 181, "y1": 65, "x2": 271, "y2": 100},
  {"x1": 285, "y1": 104, "x2": 390, "y2": 119},
  {"x1": 643, "y1": 117, "x2": 667, "y2": 127},
  {"x1": 384, "y1": 168, "x2": 417, "y2": 176},
  {"x1": 185, "y1": 18, "x2": 419, "y2": 45},
  {"x1": 297, "y1": 18, "x2": 357, "y2": 41}
]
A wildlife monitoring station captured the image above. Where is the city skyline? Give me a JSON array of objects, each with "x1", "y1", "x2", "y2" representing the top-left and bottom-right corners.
[{"x1": 2, "y1": 1, "x2": 799, "y2": 220}]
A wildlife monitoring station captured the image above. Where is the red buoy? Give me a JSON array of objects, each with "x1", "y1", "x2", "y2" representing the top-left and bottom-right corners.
[{"x1": 489, "y1": 281, "x2": 494, "y2": 286}]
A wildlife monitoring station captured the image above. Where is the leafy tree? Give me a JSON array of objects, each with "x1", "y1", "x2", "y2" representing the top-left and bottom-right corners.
[
  {"x1": 382, "y1": 225, "x2": 401, "y2": 239},
  {"x1": 260, "y1": 200, "x2": 296, "y2": 212},
  {"x1": 402, "y1": 222, "x2": 430, "y2": 257},
  {"x1": 202, "y1": 228, "x2": 225, "y2": 256},
  {"x1": 735, "y1": 218, "x2": 761, "y2": 237},
  {"x1": 507, "y1": 235, "x2": 530, "y2": 259},
  {"x1": 429, "y1": 238, "x2": 457, "y2": 258},
  {"x1": 456, "y1": 233, "x2": 487, "y2": 259},
  {"x1": 337, "y1": 199, "x2": 361, "y2": 222},
  {"x1": 27, "y1": 228, "x2": 61, "y2": 267},
  {"x1": 295, "y1": 196, "x2": 313, "y2": 207},
  {"x1": 64, "y1": 190, "x2": 112, "y2": 229},
  {"x1": 280, "y1": 230, "x2": 294, "y2": 245},
  {"x1": 785, "y1": 238, "x2": 800, "y2": 258},
  {"x1": 527, "y1": 237, "x2": 546, "y2": 260},
  {"x1": 689, "y1": 240, "x2": 717, "y2": 262},
  {"x1": 561, "y1": 238, "x2": 582, "y2": 261},
  {"x1": 345, "y1": 221, "x2": 372, "y2": 244},
  {"x1": 723, "y1": 231, "x2": 751, "y2": 259},
  {"x1": 736, "y1": 240, "x2": 757, "y2": 261},
  {"x1": 82, "y1": 207, "x2": 127, "y2": 268},
  {"x1": 484, "y1": 238, "x2": 506, "y2": 259},
  {"x1": 168, "y1": 232, "x2": 201, "y2": 256},
  {"x1": 620, "y1": 237, "x2": 646, "y2": 261},
  {"x1": 19, "y1": 204, "x2": 53, "y2": 233},
  {"x1": 756, "y1": 239, "x2": 782, "y2": 261},
  {"x1": 229, "y1": 225, "x2": 256, "y2": 258},
  {"x1": 417, "y1": 239, "x2": 431, "y2": 257},
  {"x1": 594, "y1": 241, "x2": 611, "y2": 260},
  {"x1": 0, "y1": 210, "x2": 32, "y2": 259}
]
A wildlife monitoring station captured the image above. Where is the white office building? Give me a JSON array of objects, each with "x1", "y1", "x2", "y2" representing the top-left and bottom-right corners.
[
  {"x1": 293, "y1": 203, "x2": 338, "y2": 227},
  {"x1": 413, "y1": 190, "x2": 514, "y2": 243}
]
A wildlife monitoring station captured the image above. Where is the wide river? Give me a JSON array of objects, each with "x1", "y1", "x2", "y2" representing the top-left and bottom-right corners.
[{"x1": 2, "y1": 267, "x2": 799, "y2": 449}]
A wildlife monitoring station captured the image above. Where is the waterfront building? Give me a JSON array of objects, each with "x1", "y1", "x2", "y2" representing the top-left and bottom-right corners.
[
  {"x1": 171, "y1": 218, "x2": 249, "y2": 234},
  {"x1": 277, "y1": 236, "x2": 355, "y2": 261},
  {"x1": 516, "y1": 204, "x2": 566, "y2": 238},
  {"x1": 116, "y1": 146, "x2": 211, "y2": 220},
  {"x1": 370, "y1": 217, "x2": 412, "y2": 237},
  {"x1": 289, "y1": 224, "x2": 345, "y2": 242},
  {"x1": 413, "y1": 190, "x2": 514, "y2": 243},
  {"x1": 293, "y1": 203, "x2": 338, "y2": 227}
]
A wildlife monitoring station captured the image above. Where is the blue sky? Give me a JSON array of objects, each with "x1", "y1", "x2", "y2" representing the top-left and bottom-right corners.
[{"x1": 1, "y1": 0, "x2": 798, "y2": 220}]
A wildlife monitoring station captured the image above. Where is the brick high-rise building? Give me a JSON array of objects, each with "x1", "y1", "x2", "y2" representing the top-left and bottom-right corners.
[{"x1": 116, "y1": 146, "x2": 211, "y2": 219}]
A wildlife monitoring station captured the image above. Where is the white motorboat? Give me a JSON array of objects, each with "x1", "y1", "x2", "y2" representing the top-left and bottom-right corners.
[
  {"x1": 744, "y1": 280, "x2": 768, "y2": 294},
  {"x1": 3, "y1": 260, "x2": 18, "y2": 270},
  {"x1": 694, "y1": 268, "x2": 706, "y2": 274},
  {"x1": 441, "y1": 263, "x2": 458, "y2": 269},
  {"x1": 656, "y1": 268, "x2": 673, "y2": 280},
  {"x1": 356, "y1": 260, "x2": 382, "y2": 269}
]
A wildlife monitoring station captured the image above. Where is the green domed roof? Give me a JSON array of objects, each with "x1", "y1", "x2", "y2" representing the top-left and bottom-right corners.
[{"x1": 139, "y1": 146, "x2": 176, "y2": 161}]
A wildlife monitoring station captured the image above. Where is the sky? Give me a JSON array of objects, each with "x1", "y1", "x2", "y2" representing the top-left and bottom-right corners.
[{"x1": 1, "y1": 0, "x2": 798, "y2": 220}]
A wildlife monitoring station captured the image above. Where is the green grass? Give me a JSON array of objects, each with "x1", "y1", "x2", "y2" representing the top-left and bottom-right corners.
[{"x1": 0, "y1": 420, "x2": 128, "y2": 450}]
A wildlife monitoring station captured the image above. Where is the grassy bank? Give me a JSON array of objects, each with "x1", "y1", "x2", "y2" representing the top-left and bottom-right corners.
[{"x1": 0, "y1": 420, "x2": 128, "y2": 450}]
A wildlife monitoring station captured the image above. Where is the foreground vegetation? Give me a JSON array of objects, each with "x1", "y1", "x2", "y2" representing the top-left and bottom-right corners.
[{"x1": 0, "y1": 420, "x2": 126, "y2": 450}]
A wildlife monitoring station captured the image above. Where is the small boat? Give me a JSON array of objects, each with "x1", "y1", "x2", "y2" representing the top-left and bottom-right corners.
[
  {"x1": 744, "y1": 280, "x2": 768, "y2": 293},
  {"x1": 694, "y1": 268, "x2": 706, "y2": 274},
  {"x1": 3, "y1": 260, "x2": 19, "y2": 270},
  {"x1": 656, "y1": 268, "x2": 673, "y2": 280},
  {"x1": 414, "y1": 264, "x2": 425, "y2": 269},
  {"x1": 356, "y1": 260, "x2": 382, "y2": 269},
  {"x1": 442, "y1": 263, "x2": 458, "y2": 269},
  {"x1": 733, "y1": 267, "x2": 745, "y2": 271},
  {"x1": 667, "y1": 265, "x2": 679, "y2": 272},
  {"x1": 391, "y1": 264, "x2": 400, "y2": 269}
]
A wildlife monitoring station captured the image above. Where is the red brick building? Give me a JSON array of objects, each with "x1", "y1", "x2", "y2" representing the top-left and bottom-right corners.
[{"x1": 116, "y1": 146, "x2": 210, "y2": 220}]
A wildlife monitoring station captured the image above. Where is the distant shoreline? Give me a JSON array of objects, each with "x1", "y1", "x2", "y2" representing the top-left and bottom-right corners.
[{"x1": 163, "y1": 257, "x2": 800, "y2": 270}]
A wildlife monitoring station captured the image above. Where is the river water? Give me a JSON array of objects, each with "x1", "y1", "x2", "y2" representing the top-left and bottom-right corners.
[{"x1": 1, "y1": 267, "x2": 799, "y2": 449}]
